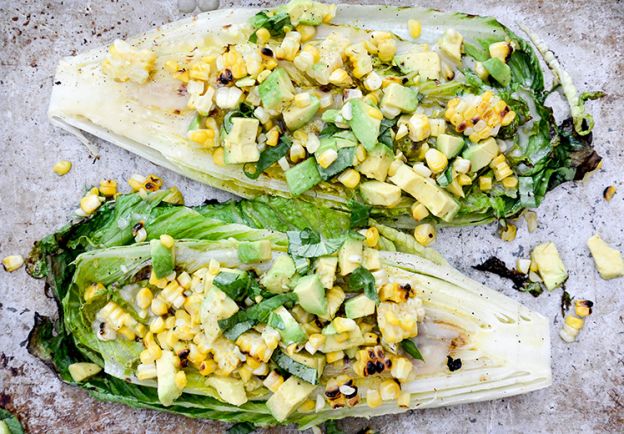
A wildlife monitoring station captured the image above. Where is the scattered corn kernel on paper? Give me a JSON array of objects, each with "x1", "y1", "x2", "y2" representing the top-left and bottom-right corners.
[{"x1": 0, "y1": 0, "x2": 622, "y2": 432}]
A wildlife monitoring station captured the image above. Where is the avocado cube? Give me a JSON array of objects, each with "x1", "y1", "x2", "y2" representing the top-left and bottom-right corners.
[
  {"x1": 259, "y1": 68, "x2": 295, "y2": 110},
  {"x1": 436, "y1": 134, "x2": 465, "y2": 158},
  {"x1": 315, "y1": 256, "x2": 338, "y2": 289},
  {"x1": 381, "y1": 83, "x2": 419, "y2": 113},
  {"x1": 345, "y1": 294, "x2": 376, "y2": 319},
  {"x1": 394, "y1": 48, "x2": 441, "y2": 80},
  {"x1": 356, "y1": 143, "x2": 394, "y2": 182},
  {"x1": 237, "y1": 240, "x2": 272, "y2": 263},
  {"x1": 287, "y1": 351, "x2": 327, "y2": 377},
  {"x1": 483, "y1": 57, "x2": 511, "y2": 87},
  {"x1": 285, "y1": 157, "x2": 322, "y2": 196},
  {"x1": 261, "y1": 255, "x2": 297, "y2": 293},
  {"x1": 283, "y1": 95, "x2": 320, "y2": 130},
  {"x1": 348, "y1": 99, "x2": 381, "y2": 151},
  {"x1": 294, "y1": 274, "x2": 327, "y2": 315},
  {"x1": 156, "y1": 350, "x2": 183, "y2": 406},
  {"x1": 224, "y1": 117, "x2": 260, "y2": 164},
  {"x1": 268, "y1": 306, "x2": 307, "y2": 345},
  {"x1": 338, "y1": 236, "x2": 363, "y2": 276},
  {"x1": 462, "y1": 137, "x2": 499, "y2": 172},
  {"x1": 359, "y1": 181, "x2": 402, "y2": 207},
  {"x1": 266, "y1": 376, "x2": 316, "y2": 422},
  {"x1": 68, "y1": 362, "x2": 102, "y2": 382},
  {"x1": 284, "y1": 0, "x2": 333, "y2": 25},
  {"x1": 587, "y1": 235, "x2": 624, "y2": 280},
  {"x1": 205, "y1": 376, "x2": 248, "y2": 406},
  {"x1": 150, "y1": 238, "x2": 175, "y2": 279}
]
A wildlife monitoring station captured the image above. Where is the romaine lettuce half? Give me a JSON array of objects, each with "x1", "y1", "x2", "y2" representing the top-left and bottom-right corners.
[
  {"x1": 47, "y1": 2, "x2": 601, "y2": 228},
  {"x1": 26, "y1": 190, "x2": 550, "y2": 430}
]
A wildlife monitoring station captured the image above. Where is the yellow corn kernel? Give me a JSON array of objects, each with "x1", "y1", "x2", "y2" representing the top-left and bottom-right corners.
[
  {"x1": 128, "y1": 174, "x2": 145, "y2": 192},
  {"x1": 160, "y1": 234, "x2": 175, "y2": 249},
  {"x1": 326, "y1": 351, "x2": 345, "y2": 364},
  {"x1": 408, "y1": 19, "x2": 422, "y2": 39},
  {"x1": 297, "y1": 24, "x2": 316, "y2": 42},
  {"x1": 414, "y1": 223, "x2": 436, "y2": 246},
  {"x1": 305, "y1": 334, "x2": 326, "y2": 355},
  {"x1": 140, "y1": 349, "x2": 156, "y2": 365},
  {"x1": 136, "y1": 287, "x2": 153, "y2": 310},
  {"x1": 149, "y1": 270, "x2": 169, "y2": 289},
  {"x1": 84, "y1": 282, "x2": 105, "y2": 302},
  {"x1": 80, "y1": 194, "x2": 102, "y2": 215},
  {"x1": 164, "y1": 60, "x2": 179, "y2": 74},
  {"x1": 298, "y1": 399, "x2": 316, "y2": 413},
  {"x1": 364, "y1": 227, "x2": 380, "y2": 248},
  {"x1": 367, "y1": 106, "x2": 384, "y2": 121},
  {"x1": 151, "y1": 298, "x2": 169, "y2": 316},
  {"x1": 479, "y1": 176, "x2": 493, "y2": 191},
  {"x1": 500, "y1": 223, "x2": 517, "y2": 242},
  {"x1": 379, "y1": 379, "x2": 401, "y2": 401},
  {"x1": 149, "y1": 316, "x2": 166, "y2": 334},
  {"x1": 53, "y1": 160, "x2": 72, "y2": 176},
  {"x1": 263, "y1": 370, "x2": 285, "y2": 392},
  {"x1": 501, "y1": 110, "x2": 516, "y2": 126},
  {"x1": 266, "y1": 127, "x2": 280, "y2": 147},
  {"x1": 99, "y1": 179, "x2": 117, "y2": 197},
  {"x1": 337, "y1": 168, "x2": 360, "y2": 189},
  {"x1": 118, "y1": 326, "x2": 136, "y2": 341},
  {"x1": 489, "y1": 41, "x2": 512, "y2": 63},
  {"x1": 410, "y1": 202, "x2": 430, "y2": 221},
  {"x1": 377, "y1": 40, "x2": 397, "y2": 62},
  {"x1": 316, "y1": 149, "x2": 338, "y2": 169},
  {"x1": 329, "y1": 68, "x2": 352, "y2": 87},
  {"x1": 256, "y1": 69, "x2": 272, "y2": 83},
  {"x1": 363, "y1": 332, "x2": 379, "y2": 346},
  {"x1": 565, "y1": 315, "x2": 584, "y2": 330},
  {"x1": 425, "y1": 148, "x2": 448, "y2": 174},
  {"x1": 174, "y1": 370, "x2": 187, "y2": 390},
  {"x1": 290, "y1": 143, "x2": 307, "y2": 163},
  {"x1": 294, "y1": 92, "x2": 312, "y2": 108},
  {"x1": 255, "y1": 28, "x2": 271, "y2": 44},
  {"x1": 502, "y1": 176, "x2": 518, "y2": 189},
  {"x1": 196, "y1": 359, "x2": 216, "y2": 376},
  {"x1": 457, "y1": 173, "x2": 473, "y2": 186},
  {"x1": 302, "y1": 44, "x2": 320, "y2": 62},
  {"x1": 238, "y1": 364, "x2": 253, "y2": 383},
  {"x1": 574, "y1": 300, "x2": 593, "y2": 317},
  {"x1": 397, "y1": 391, "x2": 411, "y2": 408},
  {"x1": 366, "y1": 389, "x2": 382, "y2": 408},
  {"x1": 212, "y1": 148, "x2": 225, "y2": 166}
]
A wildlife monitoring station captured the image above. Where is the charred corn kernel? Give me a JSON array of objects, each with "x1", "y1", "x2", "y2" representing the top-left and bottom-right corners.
[
  {"x1": 143, "y1": 174, "x2": 163, "y2": 192},
  {"x1": 333, "y1": 317, "x2": 358, "y2": 333},
  {"x1": 198, "y1": 359, "x2": 217, "y2": 376},
  {"x1": 326, "y1": 351, "x2": 345, "y2": 364},
  {"x1": 329, "y1": 68, "x2": 352, "y2": 87},
  {"x1": 265, "y1": 127, "x2": 280, "y2": 147},
  {"x1": 367, "y1": 389, "x2": 382, "y2": 408},
  {"x1": 174, "y1": 370, "x2": 187, "y2": 389},
  {"x1": 446, "y1": 92, "x2": 514, "y2": 140},
  {"x1": 99, "y1": 179, "x2": 117, "y2": 197},
  {"x1": 345, "y1": 43, "x2": 373, "y2": 78},
  {"x1": 408, "y1": 114, "x2": 431, "y2": 142},
  {"x1": 363, "y1": 227, "x2": 380, "y2": 248},
  {"x1": 136, "y1": 287, "x2": 153, "y2": 310},
  {"x1": 379, "y1": 380, "x2": 401, "y2": 401},
  {"x1": 84, "y1": 282, "x2": 105, "y2": 302},
  {"x1": 160, "y1": 234, "x2": 175, "y2": 249},
  {"x1": 2, "y1": 255, "x2": 24, "y2": 273},
  {"x1": 398, "y1": 391, "x2": 411, "y2": 407},
  {"x1": 255, "y1": 28, "x2": 271, "y2": 45},
  {"x1": 499, "y1": 223, "x2": 517, "y2": 242},
  {"x1": 489, "y1": 41, "x2": 512, "y2": 62},
  {"x1": 151, "y1": 298, "x2": 169, "y2": 316},
  {"x1": 53, "y1": 160, "x2": 72, "y2": 176},
  {"x1": 363, "y1": 332, "x2": 379, "y2": 346},
  {"x1": 136, "y1": 363, "x2": 157, "y2": 380},
  {"x1": 212, "y1": 148, "x2": 225, "y2": 166},
  {"x1": 149, "y1": 316, "x2": 166, "y2": 334},
  {"x1": 187, "y1": 344, "x2": 207, "y2": 366},
  {"x1": 411, "y1": 202, "x2": 429, "y2": 221},
  {"x1": 379, "y1": 282, "x2": 409, "y2": 303},
  {"x1": 414, "y1": 223, "x2": 436, "y2": 246},
  {"x1": 102, "y1": 39, "x2": 156, "y2": 84},
  {"x1": 118, "y1": 326, "x2": 136, "y2": 341},
  {"x1": 80, "y1": 194, "x2": 102, "y2": 215},
  {"x1": 479, "y1": 176, "x2": 493, "y2": 191},
  {"x1": 457, "y1": 173, "x2": 472, "y2": 186},
  {"x1": 502, "y1": 176, "x2": 518, "y2": 189},
  {"x1": 263, "y1": 370, "x2": 285, "y2": 392},
  {"x1": 408, "y1": 19, "x2": 422, "y2": 39},
  {"x1": 290, "y1": 143, "x2": 307, "y2": 163},
  {"x1": 316, "y1": 148, "x2": 338, "y2": 169},
  {"x1": 603, "y1": 185, "x2": 617, "y2": 201},
  {"x1": 565, "y1": 315, "x2": 584, "y2": 330},
  {"x1": 575, "y1": 300, "x2": 593, "y2": 317},
  {"x1": 296, "y1": 24, "x2": 316, "y2": 42},
  {"x1": 391, "y1": 357, "x2": 413, "y2": 382},
  {"x1": 425, "y1": 148, "x2": 448, "y2": 174}
]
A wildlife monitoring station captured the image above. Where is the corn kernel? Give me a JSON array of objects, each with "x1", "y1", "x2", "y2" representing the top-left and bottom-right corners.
[
  {"x1": 212, "y1": 148, "x2": 225, "y2": 166},
  {"x1": 414, "y1": 223, "x2": 436, "y2": 246},
  {"x1": 128, "y1": 174, "x2": 146, "y2": 191},
  {"x1": 136, "y1": 287, "x2": 153, "y2": 310},
  {"x1": 79, "y1": 194, "x2": 102, "y2": 215},
  {"x1": 425, "y1": 148, "x2": 448, "y2": 174},
  {"x1": 499, "y1": 223, "x2": 517, "y2": 242},
  {"x1": 255, "y1": 28, "x2": 271, "y2": 45},
  {"x1": 565, "y1": 315, "x2": 584, "y2": 330},
  {"x1": 175, "y1": 370, "x2": 187, "y2": 389},
  {"x1": 379, "y1": 379, "x2": 401, "y2": 401},
  {"x1": 150, "y1": 316, "x2": 166, "y2": 334},
  {"x1": 397, "y1": 391, "x2": 411, "y2": 408},
  {"x1": 457, "y1": 173, "x2": 473, "y2": 186},
  {"x1": 2, "y1": 255, "x2": 24, "y2": 272},
  {"x1": 99, "y1": 179, "x2": 117, "y2": 197},
  {"x1": 118, "y1": 326, "x2": 136, "y2": 341},
  {"x1": 377, "y1": 40, "x2": 397, "y2": 62},
  {"x1": 329, "y1": 68, "x2": 352, "y2": 87},
  {"x1": 299, "y1": 399, "x2": 316, "y2": 412},
  {"x1": 364, "y1": 227, "x2": 380, "y2": 248},
  {"x1": 290, "y1": 143, "x2": 307, "y2": 163},
  {"x1": 160, "y1": 234, "x2": 175, "y2": 249},
  {"x1": 502, "y1": 176, "x2": 518, "y2": 189},
  {"x1": 266, "y1": 127, "x2": 280, "y2": 147},
  {"x1": 326, "y1": 351, "x2": 345, "y2": 364},
  {"x1": 489, "y1": 41, "x2": 512, "y2": 63},
  {"x1": 297, "y1": 25, "x2": 316, "y2": 42},
  {"x1": 84, "y1": 282, "x2": 105, "y2": 302},
  {"x1": 316, "y1": 148, "x2": 338, "y2": 169},
  {"x1": 408, "y1": 19, "x2": 422, "y2": 39},
  {"x1": 479, "y1": 176, "x2": 493, "y2": 191},
  {"x1": 52, "y1": 160, "x2": 72, "y2": 176},
  {"x1": 151, "y1": 298, "x2": 169, "y2": 316},
  {"x1": 574, "y1": 300, "x2": 593, "y2": 317},
  {"x1": 366, "y1": 389, "x2": 382, "y2": 408}
]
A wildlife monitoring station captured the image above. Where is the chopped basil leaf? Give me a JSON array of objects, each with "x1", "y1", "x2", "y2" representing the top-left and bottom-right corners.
[
  {"x1": 348, "y1": 266, "x2": 379, "y2": 304},
  {"x1": 400, "y1": 339, "x2": 424, "y2": 361},
  {"x1": 287, "y1": 228, "x2": 345, "y2": 258}
]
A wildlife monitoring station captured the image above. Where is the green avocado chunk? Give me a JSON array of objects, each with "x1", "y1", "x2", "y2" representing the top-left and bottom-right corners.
[
  {"x1": 462, "y1": 137, "x2": 499, "y2": 172},
  {"x1": 285, "y1": 157, "x2": 322, "y2": 196},
  {"x1": 483, "y1": 57, "x2": 511, "y2": 87},
  {"x1": 261, "y1": 255, "x2": 297, "y2": 293},
  {"x1": 150, "y1": 238, "x2": 175, "y2": 279},
  {"x1": 283, "y1": 95, "x2": 320, "y2": 130},
  {"x1": 268, "y1": 306, "x2": 307, "y2": 344},
  {"x1": 381, "y1": 83, "x2": 419, "y2": 114},
  {"x1": 357, "y1": 143, "x2": 394, "y2": 182},
  {"x1": 259, "y1": 68, "x2": 295, "y2": 110},
  {"x1": 345, "y1": 294, "x2": 376, "y2": 319},
  {"x1": 294, "y1": 274, "x2": 327, "y2": 315},
  {"x1": 436, "y1": 134, "x2": 465, "y2": 158},
  {"x1": 349, "y1": 99, "x2": 381, "y2": 150},
  {"x1": 224, "y1": 117, "x2": 260, "y2": 165},
  {"x1": 266, "y1": 376, "x2": 316, "y2": 422}
]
